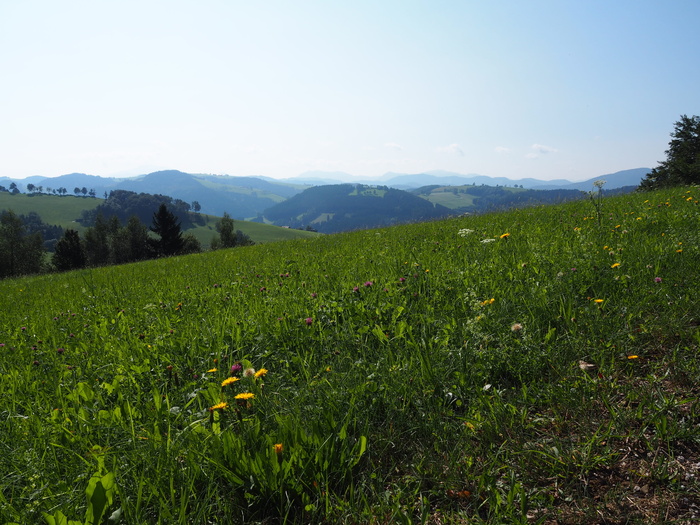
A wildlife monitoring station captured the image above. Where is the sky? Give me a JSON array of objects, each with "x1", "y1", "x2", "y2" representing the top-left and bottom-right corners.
[{"x1": 1, "y1": 1, "x2": 698, "y2": 182}]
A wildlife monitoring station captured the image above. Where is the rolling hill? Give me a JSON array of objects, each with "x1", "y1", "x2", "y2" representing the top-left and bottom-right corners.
[
  {"x1": 0, "y1": 192, "x2": 317, "y2": 247},
  {"x1": 263, "y1": 183, "x2": 452, "y2": 233}
]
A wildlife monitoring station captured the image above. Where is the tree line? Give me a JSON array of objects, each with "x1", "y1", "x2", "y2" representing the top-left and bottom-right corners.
[
  {"x1": 0, "y1": 183, "x2": 100, "y2": 197},
  {"x1": 1, "y1": 203, "x2": 253, "y2": 279}
]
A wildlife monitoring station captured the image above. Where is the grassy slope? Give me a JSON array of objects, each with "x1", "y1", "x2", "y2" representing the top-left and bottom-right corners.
[
  {"x1": 0, "y1": 187, "x2": 698, "y2": 523},
  {"x1": 0, "y1": 192, "x2": 318, "y2": 244},
  {"x1": 187, "y1": 214, "x2": 319, "y2": 246},
  {"x1": 0, "y1": 193, "x2": 101, "y2": 231},
  {"x1": 419, "y1": 185, "x2": 524, "y2": 209}
]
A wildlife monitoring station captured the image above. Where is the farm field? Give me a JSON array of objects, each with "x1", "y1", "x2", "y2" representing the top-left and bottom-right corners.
[{"x1": 0, "y1": 187, "x2": 698, "y2": 524}]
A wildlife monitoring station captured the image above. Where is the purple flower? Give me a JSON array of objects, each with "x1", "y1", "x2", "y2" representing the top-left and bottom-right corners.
[
  {"x1": 311, "y1": 293, "x2": 318, "y2": 298},
  {"x1": 353, "y1": 286, "x2": 359, "y2": 293},
  {"x1": 364, "y1": 281, "x2": 373, "y2": 287},
  {"x1": 231, "y1": 363, "x2": 242, "y2": 374},
  {"x1": 305, "y1": 317, "x2": 313, "y2": 325},
  {"x1": 654, "y1": 277, "x2": 662, "y2": 283}
]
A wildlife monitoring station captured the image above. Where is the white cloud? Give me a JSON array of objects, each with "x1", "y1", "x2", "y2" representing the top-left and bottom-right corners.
[
  {"x1": 531, "y1": 143, "x2": 558, "y2": 154},
  {"x1": 525, "y1": 143, "x2": 558, "y2": 159},
  {"x1": 384, "y1": 142, "x2": 404, "y2": 151},
  {"x1": 494, "y1": 146, "x2": 510, "y2": 153},
  {"x1": 437, "y1": 143, "x2": 465, "y2": 156}
]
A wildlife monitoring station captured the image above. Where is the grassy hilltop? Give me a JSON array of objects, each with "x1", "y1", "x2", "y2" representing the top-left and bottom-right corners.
[{"x1": 0, "y1": 187, "x2": 698, "y2": 523}]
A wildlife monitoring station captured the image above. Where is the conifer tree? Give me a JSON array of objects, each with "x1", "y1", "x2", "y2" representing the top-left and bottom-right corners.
[
  {"x1": 150, "y1": 203, "x2": 184, "y2": 256},
  {"x1": 52, "y1": 229, "x2": 86, "y2": 271},
  {"x1": 640, "y1": 115, "x2": 700, "y2": 190}
]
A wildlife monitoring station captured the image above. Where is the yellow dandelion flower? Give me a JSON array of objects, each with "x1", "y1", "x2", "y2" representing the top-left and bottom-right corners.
[
  {"x1": 254, "y1": 368, "x2": 268, "y2": 379},
  {"x1": 593, "y1": 299, "x2": 604, "y2": 303},
  {"x1": 210, "y1": 402, "x2": 228, "y2": 411},
  {"x1": 500, "y1": 232, "x2": 510, "y2": 239},
  {"x1": 207, "y1": 368, "x2": 218, "y2": 373},
  {"x1": 480, "y1": 298, "x2": 495, "y2": 306},
  {"x1": 611, "y1": 263, "x2": 620, "y2": 269},
  {"x1": 234, "y1": 392, "x2": 255, "y2": 400},
  {"x1": 627, "y1": 355, "x2": 639, "y2": 359},
  {"x1": 274, "y1": 443, "x2": 284, "y2": 454},
  {"x1": 221, "y1": 377, "x2": 240, "y2": 387},
  {"x1": 676, "y1": 249, "x2": 683, "y2": 253}
]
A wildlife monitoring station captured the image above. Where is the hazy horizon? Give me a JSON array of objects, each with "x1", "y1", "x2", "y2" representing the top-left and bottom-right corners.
[{"x1": 2, "y1": 2, "x2": 697, "y2": 182}]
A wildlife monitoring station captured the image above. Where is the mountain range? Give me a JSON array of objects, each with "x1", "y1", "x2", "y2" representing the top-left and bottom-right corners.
[{"x1": 1, "y1": 167, "x2": 650, "y2": 221}]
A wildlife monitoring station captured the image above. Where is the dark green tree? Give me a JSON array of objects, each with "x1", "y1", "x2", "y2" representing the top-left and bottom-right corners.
[
  {"x1": 216, "y1": 212, "x2": 236, "y2": 248},
  {"x1": 181, "y1": 233, "x2": 202, "y2": 254},
  {"x1": 83, "y1": 214, "x2": 111, "y2": 266},
  {"x1": 150, "y1": 203, "x2": 184, "y2": 256},
  {"x1": 52, "y1": 229, "x2": 86, "y2": 271},
  {"x1": 126, "y1": 215, "x2": 151, "y2": 261},
  {"x1": 640, "y1": 114, "x2": 700, "y2": 190},
  {"x1": 0, "y1": 210, "x2": 45, "y2": 278}
]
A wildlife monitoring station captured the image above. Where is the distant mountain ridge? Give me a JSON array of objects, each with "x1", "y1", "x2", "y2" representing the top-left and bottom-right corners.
[{"x1": 2, "y1": 167, "x2": 651, "y2": 222}]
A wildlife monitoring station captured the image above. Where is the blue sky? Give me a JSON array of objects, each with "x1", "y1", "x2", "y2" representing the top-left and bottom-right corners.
[{"x1": 1, "y1": 1, "x2": 698, "y2": 181}]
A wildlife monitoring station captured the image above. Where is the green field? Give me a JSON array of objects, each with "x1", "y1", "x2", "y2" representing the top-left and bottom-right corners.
[
  {"x1": 0, "y1": 193, "x2": 318, "y2": 245},
  {"x1": 0, "y1": 187, "x2": 698, "y2": 523},
  {"x1": 418, "y1": 185, "x2": 525, "y2": 210},
  {"x1": 0, "y1": 193, "x2": 101, "y2": 232}
]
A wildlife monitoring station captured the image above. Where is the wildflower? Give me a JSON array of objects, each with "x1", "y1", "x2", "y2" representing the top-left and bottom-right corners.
[
  {"x1": 627, "y1": 355, "x2": 639, "y2": 359},
  {"x1": 364, "y1": 281, "x2": 373, "y2": 287},
  {"x1": 654, "y1": 277, "x2": 662, "y2": 283},
  {"x1": 56, "y1": 348, "x2": 65, "y2": 354},
  {"x1": 234, "y1": 392, "x2": 255, "y2": 400},
  {"x1": 305, "y1": 317, "x2": 313, "y2": 325},
  {"x1": 230, "y1": 363, "x2": 242, "y2": 374},
  {"x1": 676, "y1": 249, "x2": 683, "y2": 253},
  {"x1": 481, "y1": 238, "x2": 495, "y2": 243},
  {"x1": 254, "y1": 368, "x2": 268, "y2": 378},
  {"x1": 399, "y1": 277, "x2": 406, "y2": 283},
  {"x1": 207, "y1": 368, "x2": 218, "y2": 373},
  {"x1": 221, "y1": 377, "x2": 240, "y2": 387},
  {"x1": 593, "y1": 299, "x2": 604, "y2": 304},
  {"x1": 480, "y1": 298, "x2": 495, "y2": 306},
  {"x1": 274, "y1": 443, "x2": 284, "y2": 454},
  {"x1": 499, "y1": 232, "x2": 510, "y2": 239},
  {"x1": 611, "y1": 263, "x2": 621, "y2": 269},
  {"x1": 458, "y1": 228, "x2": 474, "y2": 237},
  {"x1": 209, "y1": 402, "x2": 228, "y2": 411},
  {"x1": 243, "y1": 367, "x2": 256, "y2": 377},
  {"x1": 510, "y1": 323, "x2": 523, "y2": 332}
]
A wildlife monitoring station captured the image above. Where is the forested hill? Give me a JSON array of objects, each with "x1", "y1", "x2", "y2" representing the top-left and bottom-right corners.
[{"x1": 263, "y1": 184, "x2": 451, "y2": 233}]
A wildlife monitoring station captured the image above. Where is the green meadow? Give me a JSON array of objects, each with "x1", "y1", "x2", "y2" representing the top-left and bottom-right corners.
[
  {"x1": 0, "y1": 192, "x2": 318, "y2": 246},
  {"x1": 1, "y1": 187, "x2": 698, "y2": 524}
]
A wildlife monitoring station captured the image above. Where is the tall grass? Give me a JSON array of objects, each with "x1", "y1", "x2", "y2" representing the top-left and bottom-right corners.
[{"x1": 1, "y1": 187, "x2": 698, "y2": 524}]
